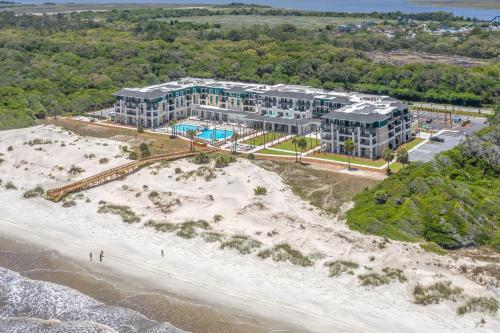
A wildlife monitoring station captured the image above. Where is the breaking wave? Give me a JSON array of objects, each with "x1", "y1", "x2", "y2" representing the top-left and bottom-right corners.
[{"x1": 0, "y1": 268, "x2": 185, "y2": 333}]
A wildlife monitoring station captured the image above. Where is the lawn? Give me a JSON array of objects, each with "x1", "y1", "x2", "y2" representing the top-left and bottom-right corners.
[
  {"x1": 271, "y1": 136, "x2": 320, "y2": 152},
  {"x1": 309, "y1": 152, "x2": 386, "y2": 168},
  {"x1": 242, "y1": 132, "x2": 287, "y2": 146},
  {"x1": 400, "y1": 137, "x2": 425, "y2": 151},
  {"x1": 257, "y1": 148, "x2": 296, "y2": 156}
]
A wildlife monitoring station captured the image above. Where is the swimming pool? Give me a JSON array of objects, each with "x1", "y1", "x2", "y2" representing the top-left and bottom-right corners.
[
  {"x1": 174, "y1": 123, "x2": 234, "y2": 141},
  {"x1": 197, "y1": 129, "x2": 234, "y2": 141},
  {"x1": 174, "y1": 124, "x2": 199, "y2": 133}
]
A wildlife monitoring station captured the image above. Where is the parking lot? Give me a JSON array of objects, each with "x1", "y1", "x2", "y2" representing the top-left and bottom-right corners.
[
  {"x1": 410, "y1": 132, "x2": 463, "y2": 162},
  {"x1": 409, "y1": 113, "x2": 487, "y2": 162}
]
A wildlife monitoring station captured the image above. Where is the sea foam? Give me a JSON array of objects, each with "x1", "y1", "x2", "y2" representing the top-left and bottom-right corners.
[{"x1": 0, "y1": 268, "x2": 185, "y2": 333}]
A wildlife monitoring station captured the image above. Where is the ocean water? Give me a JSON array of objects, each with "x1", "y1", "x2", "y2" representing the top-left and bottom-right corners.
[
  {"x1": 0, "y1": 268, "x2": 183, "y2": 333},
  {"x1": 0, "y1": 237, "x2": 277, "y2": 333},
  {"x1": 12, "y1": 0, "x2": 498, "y2": 20}
]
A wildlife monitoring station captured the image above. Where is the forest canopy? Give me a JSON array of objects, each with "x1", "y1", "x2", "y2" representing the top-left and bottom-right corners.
[{"x1": 0, "y1": 8, "x2": 498, "y2": 130}]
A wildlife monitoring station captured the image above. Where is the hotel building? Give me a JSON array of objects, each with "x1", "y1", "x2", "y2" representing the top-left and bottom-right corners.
[{"x1": 113, "y1": 78, "x2": 413, "y2": 158}]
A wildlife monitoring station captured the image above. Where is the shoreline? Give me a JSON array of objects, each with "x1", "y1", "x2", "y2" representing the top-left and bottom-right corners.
[
  {"x1": 0, "y1": 233, "x2": 295, "y2": 333},
  {"x1": 0, "y1": 125, "x2": 498, "y2": 333}
]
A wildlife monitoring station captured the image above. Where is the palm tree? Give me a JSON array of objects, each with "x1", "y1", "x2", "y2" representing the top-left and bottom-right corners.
[
  {"x1": 344, "y1": 138, "x2": 354, "y2": 170},
  {"x1": 186, "y1": 129, "x2": 197, "y2": 151},
  {"x1": 397, "y1": 148, "x2": 409, "y2": 169},
  {"x1": 297, "y1": 137, "x2": 308, "y2": 163},
  {"x1": 291, "y1": 137, "x2": 299, "y2": 162},
  {"x1": 231, "y1": 132, "x2": 239, "y2": 154},
  {"x1": 168, "y1": 119, "x2": 177, "y2": 137},
  {"x1": 382, "y1": 148, "x2": 395, "y2": 175}
]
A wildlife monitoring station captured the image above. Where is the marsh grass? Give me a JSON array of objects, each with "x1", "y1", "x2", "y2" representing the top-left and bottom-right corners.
[
  {"x1": 413, "y1": 281, "x2": 463, "y2": 305},
  {"x1": 201, "y1": 231, "x2": 225, "y2": 243},
  {"x1": 254, "y1": 186, "x2": 267, "y2": 195},
  {"x1": 23, "y1": 186, "x2": 44, "y2": 198},
  {"x1": 258, "y1": 243, "x2": 313, "y2": 267},
  {"x1": 97, "y1": 203, "x2": 140, "y2": 223},
  {"x1": 358, "y1": 267, "x2": 407, "y2": 287},
  {"x1": 220, "y1": 234, "x2": 262, "y2": 255},
  {"x1": 325, "y1": 260, "x2": 359, "y2": 277},
  {"x1": 145, "y1": 219, "x2": 210, "y2": 239},
  {"x1": 457, "y1": 297, "x2": 499, "y2": 316},
  {"x1": 67, "y1": 165, "x2": 85, "y2": 175}
]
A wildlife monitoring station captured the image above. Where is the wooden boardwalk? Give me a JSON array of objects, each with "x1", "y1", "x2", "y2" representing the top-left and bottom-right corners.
[{"x1": 45, "y1": 148, "x2": 218, "y2": 202}]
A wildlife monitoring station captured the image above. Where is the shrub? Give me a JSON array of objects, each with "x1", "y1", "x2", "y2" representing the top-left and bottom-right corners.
[
  {"x1": 129, "y1": 151, "x2": 138, "y2": 160},
  {"x1": 62, "y1": 200, "x2": 76, "y2": 207},
  {"x1": 457, "y1": 297, "x2": 499, "y2": 316},
  {"x1": 254, "y1": 186, "x2": 267, "y2": 195},
  {"x1": 201, "y1": 231, "x2": 225, "y2": 243},
  {"x1": 213, "y1": 214, "x2": 223, "y2": 223},
  {"x1": 420, "y1": 242, "x2": 447, "y2": 255},
  {"x1": 257, "y1": 243, "x2": 313, "y2": 267},
  {"x1": 67, "y1": 165, "x2": 85, "y2": 174},
  {"x1": 97, "y1": 203, "x2": 141, "y2": 224},
  {"x1": 193, "y1": 152, "x2": 209, "y2": 164},
  {"x1": 5, "y1": 181, "x2": 17, "y2": 190},
  {"x1": 137, "y1": 125, "x2": 144, "y2": 133},
  {"x1": 215, "y1": 155, "x2": 229, "y2": 168},
  {"x1": 247, "y1": 153, "x2": 255, "y2": 160},
  {"x1": 23, "y1": 186, "x2": 44, "y2": 198},
  {"x1": 7, "y1": 146, "x2": 13, "y2": 151},
  {"x1": 220, "y1": 235, "x2": 262, "y2": 255},
  {"x1": 99, "y1": 158, "x2": 109, "y2": 164},
  {"x1": 325, "y1": 260, "x2": 359, "y2": 277},
  {"x1": 139, "y1": 143, "x2": 150, "y2": 158},
  {"x1": 413, "y1": 281, "x2": 463, "y2": 305},
  {"x1": 174, "y1": 167, "x2": 183, "y2": 174},
  {"x1": 374, "y1": 190, "x2": 388, "y2": 204},
  {"x1": 358, "y1": 267, "x2": 407, "y2": 287}
]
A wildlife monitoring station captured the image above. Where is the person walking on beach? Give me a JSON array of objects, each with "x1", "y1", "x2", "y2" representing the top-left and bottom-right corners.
[
  {"x1": 89, "y1": 252, "x2": 92, "y2": 261},
  {"x1": 99, "y1": 252, "x2": 103, "y2": 262},
  {"x1": 161, "y1": 249, "x2": 165, "y2": 257}
]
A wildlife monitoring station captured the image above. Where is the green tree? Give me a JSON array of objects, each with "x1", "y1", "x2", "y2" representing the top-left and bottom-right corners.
[
  {"x1": 382, "y1": 148, "x2": 395, "y2": 175},
  {"x1": 397, "y1": 148, "x2": 409, "y2": 169},
  {"x1": 231, "y1": 132, "x2": 239, "y2": 154},
  {"x1": 139, "y1": 143, "x2": 150, "y2": 158},
  {"x1": 291, "y1": 137, "x2": 299, "y2": 162},
  {"x1": 297, "y1": 137, "x2": 308, "y2": 163},
  {"x1": 186, "y1": 129, "x2": 197, "y2": 151},
  {"x1": 344, "y1": 138, "x2": 355, "y2": 170}
]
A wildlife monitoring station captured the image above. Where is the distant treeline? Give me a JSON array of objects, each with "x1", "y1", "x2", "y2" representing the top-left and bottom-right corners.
[{"x1": 0, "y1": 8, "x2": 498, "y2": 130}]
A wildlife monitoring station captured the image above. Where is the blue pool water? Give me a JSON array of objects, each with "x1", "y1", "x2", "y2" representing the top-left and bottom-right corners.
[
  {"x1": 175, "y1": 124, "x2": 198, "y2": 133},
  {"x1": 174, "y1": 124, "x2": 234, "y2": 141},
  {"x1": 198, "y1": 129, "x2": 234, "y2": 141}
]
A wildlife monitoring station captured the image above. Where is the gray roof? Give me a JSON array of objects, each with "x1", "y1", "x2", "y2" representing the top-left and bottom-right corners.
[
  {"x1": 226, "y1": 86, "x2": 247, "y2": 93},
  {"x1": 114, "y1": 89, "x2": 165, "y2": 100},
  {"x1": 244, "y1": 114, "x2": 321, "y2": 126},
  {"x1": 263, "y1": 90, "x2": 316, "y2": 100},
  {"x1": 322, "y1": 109, "x2": 390, "y2": 123}
]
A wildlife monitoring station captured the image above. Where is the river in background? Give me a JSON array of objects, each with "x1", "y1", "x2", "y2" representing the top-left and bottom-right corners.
[{"x1": 10, "y1": 0, "x2": 499, "y2": 20}]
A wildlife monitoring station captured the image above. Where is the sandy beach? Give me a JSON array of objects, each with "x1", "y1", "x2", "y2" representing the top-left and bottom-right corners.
[{"x1": 0, "y1": 125, "x2": 498, "y2": 333}]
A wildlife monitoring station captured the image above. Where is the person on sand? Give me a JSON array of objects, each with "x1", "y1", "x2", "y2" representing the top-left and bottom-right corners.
[
  {"x1": 161, "y1": 249, "x2": 164, "y2": 257},
  {"x1": 89, "y1": 252, "x2": 92, "y2": 261},
  {"x1": 99, "y1": 252, "x2": 103, "y2": 262}
]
